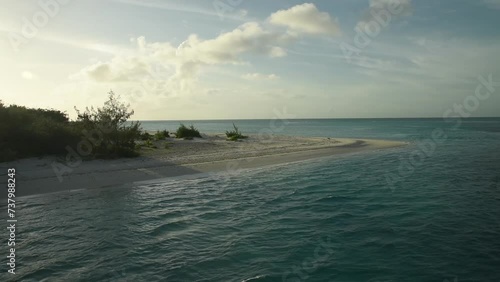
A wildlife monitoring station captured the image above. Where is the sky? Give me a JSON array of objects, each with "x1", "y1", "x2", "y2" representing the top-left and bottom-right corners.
[{"x1": 0, "y1": 0, "x2": 499, "y2": 120}]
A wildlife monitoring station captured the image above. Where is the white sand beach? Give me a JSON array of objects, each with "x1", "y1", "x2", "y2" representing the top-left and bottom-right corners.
[{"x1": 0, "y1": 134, "x2": 406, "y2": 198}]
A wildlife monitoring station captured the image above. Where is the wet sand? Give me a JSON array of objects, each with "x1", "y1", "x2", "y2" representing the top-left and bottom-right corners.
[{"x1": 0, "y1": 134, "x2": 406, "y2": 198}]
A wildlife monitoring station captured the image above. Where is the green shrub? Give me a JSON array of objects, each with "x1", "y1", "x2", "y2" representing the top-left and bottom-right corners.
[
  {"x1": 154, "y1": 130, "x2": 169, "y2": 140},
  {"x1": 225, "y1": 123, "x2": 247, "y2": 141},
  {"x1": 74, "y1": 90, "x2": 141, "y2": 159},
  {"x1": 140, "y1": 132, "x2": 152, "y2": 141},
  {"x1": 176, "y1": 124, "x2": 202, "y2": 139},
  {"x1": 0, "y1": 104, "x2": 80, "y2": 162},
  {"x1": 0, "y1": 92, "x2": 141, "y2": 162}
]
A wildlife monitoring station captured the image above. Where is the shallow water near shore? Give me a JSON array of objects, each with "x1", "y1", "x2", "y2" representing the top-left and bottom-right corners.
[{"x1": 2, "y1": 118, "x2": 500, "y2": 281}]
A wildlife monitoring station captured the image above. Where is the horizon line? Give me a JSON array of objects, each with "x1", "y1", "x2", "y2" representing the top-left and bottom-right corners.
[{"x1": 131, "y1": 116, "x2": 500, "y2": 122}]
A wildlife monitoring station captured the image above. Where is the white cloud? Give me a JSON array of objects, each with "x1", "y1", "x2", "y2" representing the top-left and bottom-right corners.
[
  {"x1": 242, "y1": 73, "x2": 279, "y2": 80},
  {"x1": 269, "y1": 3, "x2": 341, "y2": 36},
  {"x1": 70, "y1": 5, "x2": 345, "y2": 100},
  {"x1": 71, "y1": 21, "x2": 295, "y2": 96},
  {"x1": 175, "y1": 22, "x2": 291, "y2": 65},
  {"x1": 21, "y1": 71, "x2": 37, "y2": 80},
  {"x1": 69, "y1": 54, "x2": 160, "y2": 82}
]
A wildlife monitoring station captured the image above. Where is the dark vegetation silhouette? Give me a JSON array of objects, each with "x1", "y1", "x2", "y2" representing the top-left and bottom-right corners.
[
  {"x1": 0, "y1": 91, "x2": 141, "y2": 162},
  {"x1": 0, "y1": 100, "x2": 79, "y2": 161}
]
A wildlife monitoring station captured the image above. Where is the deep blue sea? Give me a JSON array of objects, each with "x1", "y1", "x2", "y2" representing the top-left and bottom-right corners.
[{"x1": 2, "y1": 118, "x2": 500, "y2": 281}]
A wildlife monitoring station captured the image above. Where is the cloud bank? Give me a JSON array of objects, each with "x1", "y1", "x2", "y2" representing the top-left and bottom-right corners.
[
  {"x1": 269, "y1": 3, "x2": 341, "y2": 36},
  {"x1": 71, "y1": 3, "x2": 338, "y2": 96}
]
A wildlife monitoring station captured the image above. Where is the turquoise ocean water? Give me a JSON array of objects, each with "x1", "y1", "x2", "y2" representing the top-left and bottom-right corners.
[{"x1": 2, "y1": 118, "x2": 500, "y2": 281}]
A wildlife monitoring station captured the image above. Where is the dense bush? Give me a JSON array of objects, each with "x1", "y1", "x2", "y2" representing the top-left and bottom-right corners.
[
  {"x1": 74, "y1": 91, "x2": 141, "y2": 158},
  {"x1": 0, "y1": 91, "x2": 143, "y2": 162},
  {"x1": 140, "y1": 132, "x2": 152, "y2": 141},
  {"x1": 0, "y1": 102, "x2": 80, "y2": 162},
  {"x1": 154, "y1": 130, "x2": 169, "y2": 140},
  {"x1": 225, "y1": 123, "x2": 247, "y2": 141},
  {"x1": 175, "y1": 124, "x2": 202, "y2": 139}
]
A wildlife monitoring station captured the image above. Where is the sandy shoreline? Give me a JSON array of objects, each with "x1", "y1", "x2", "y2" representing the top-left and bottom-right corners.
[{"x1": 0, "y1": 134, "x2": 406, "y2": 198}]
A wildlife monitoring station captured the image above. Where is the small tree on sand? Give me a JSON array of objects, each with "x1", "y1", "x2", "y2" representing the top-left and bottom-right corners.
[{"x1": 75, "y1": 90, "x2": 141, "y2": 158}]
